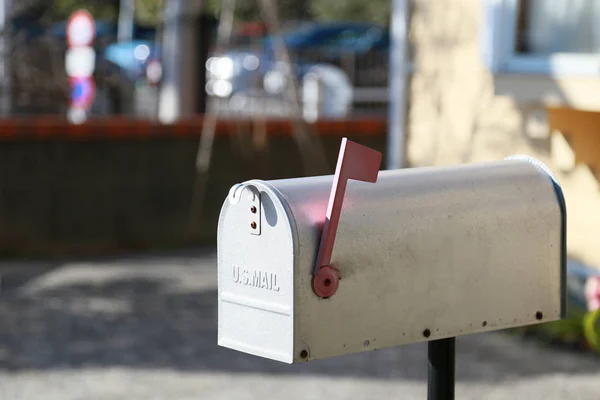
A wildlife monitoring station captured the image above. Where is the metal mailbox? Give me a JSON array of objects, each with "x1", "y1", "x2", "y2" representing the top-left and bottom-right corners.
[{"x1": 217, "y1": 138, "x2": 566, "y2": 364}]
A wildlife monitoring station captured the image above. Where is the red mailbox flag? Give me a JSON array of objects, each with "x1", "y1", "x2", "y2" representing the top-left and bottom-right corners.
[{"x1": 313, "y1": 138, "x2": 382, "y2": 298}]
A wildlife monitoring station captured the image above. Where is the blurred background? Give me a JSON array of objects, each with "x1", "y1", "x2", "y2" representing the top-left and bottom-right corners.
[
  {"x1": 0, "y1": 0, "x2": 390, "y2": 119},
  {"x1": 0, "y1": 0, "x2": 600, "y2": 399}
]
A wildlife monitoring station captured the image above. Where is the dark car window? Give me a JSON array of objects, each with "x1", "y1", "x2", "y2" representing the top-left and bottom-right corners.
[
  {"x1": 364, "y1": 27, "x2": 383, "y2": 42},
  {"x1": 271, "y1": 24, "x2": 389, "y2": 53},
  {"x1": 313, "y1": 29, "x2": 368, "y2": 51},
  {"x1": 324, "y1": 29, "x2": 361, "y2": 45}
]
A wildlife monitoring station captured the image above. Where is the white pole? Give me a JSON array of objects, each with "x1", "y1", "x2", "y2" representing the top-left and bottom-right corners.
[
  {"x1": 302, "y1": 72, "x2": 321, "y2": 123},
  {"x1": 117, "y1": 0, "x2": 135, "y2": 42},
  {"x1": 387, "y1": 0, "x2": 410, "y2": 170},
  {"x1": 0, "y1": 0, "x2": 11, "y2": 116},
  {"x1": 158, "y1": 0, "x2": 182, "y2": 123}
]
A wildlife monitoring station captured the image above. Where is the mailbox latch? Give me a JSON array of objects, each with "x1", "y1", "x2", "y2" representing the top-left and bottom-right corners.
[
  {"x1": 248, "y1": 190, "x2": 261, "y2": 236},
  {"x1": 228, "y1": 183, "x2": 262, "y2": 236},
  {"x1": 312, "y1": 138, "x2": 382, "y2": 298}
]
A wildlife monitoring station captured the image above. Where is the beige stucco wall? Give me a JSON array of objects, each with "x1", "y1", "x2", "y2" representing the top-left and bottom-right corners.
[{"x1": 408, "y1": 0, "x2": 600, "y2": 269}]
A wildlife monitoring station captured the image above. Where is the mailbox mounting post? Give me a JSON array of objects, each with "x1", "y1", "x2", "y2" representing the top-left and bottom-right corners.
[{"x1": 428, "y1": 338, "x2": 455, "y2": 400}]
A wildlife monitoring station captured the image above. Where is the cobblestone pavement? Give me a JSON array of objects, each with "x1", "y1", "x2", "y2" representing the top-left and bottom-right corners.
[{"x1": 0, "y1": 249, "x2": 598, "y2": 400}]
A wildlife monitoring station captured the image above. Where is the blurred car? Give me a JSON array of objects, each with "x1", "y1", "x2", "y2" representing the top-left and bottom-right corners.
[
  {"x1": 205, "y1": 22, "x2": 390, "y2": 99},
  {"x1": 102, "y1": 40, "x2": 162, "y2": 83},
  {"x1": 229, "y1": 21, "x2": 268, "y2": 47}
]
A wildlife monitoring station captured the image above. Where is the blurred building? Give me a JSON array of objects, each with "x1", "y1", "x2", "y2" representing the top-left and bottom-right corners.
[{"x1": 408, "y1": 0, "x2": 600, "y2": 269}]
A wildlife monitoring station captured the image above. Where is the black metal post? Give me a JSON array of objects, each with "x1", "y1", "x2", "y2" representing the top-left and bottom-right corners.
[{"x1": 427, "y1": 337, "x2": 455, "y2": 400}]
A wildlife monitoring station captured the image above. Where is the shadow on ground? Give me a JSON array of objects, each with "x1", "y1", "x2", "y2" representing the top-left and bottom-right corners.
[{"x1": 0, "y1": 251, "x2": 598, "y2": 382}]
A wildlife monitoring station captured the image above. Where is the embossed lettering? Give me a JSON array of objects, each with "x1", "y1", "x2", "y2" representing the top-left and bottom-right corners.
[
  {"x1": 272, "y1": 274, "x2": 280, "y2": 292},
  {"x1": 261, "y1": 272, "x2": 269, "y2": 289},
  {"x1": 232, "y1": 266, "x2": 281, "y2": 292},
  {"x1": 252, "y1": 270, "x2": 260, "y2": 287}
]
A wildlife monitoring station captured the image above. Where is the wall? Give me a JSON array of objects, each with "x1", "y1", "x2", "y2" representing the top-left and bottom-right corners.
[
  {"x1": 408, "y1": 0, "x2": 600, "y2": 269},
  {"x1": 0, "y1": 119, "x2": 386, "y2": 257}
]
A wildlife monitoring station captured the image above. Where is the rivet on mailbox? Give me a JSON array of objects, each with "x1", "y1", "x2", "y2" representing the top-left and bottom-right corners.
[{"x1": 217, "y1": 138, "x2": 566, "y2": 377}]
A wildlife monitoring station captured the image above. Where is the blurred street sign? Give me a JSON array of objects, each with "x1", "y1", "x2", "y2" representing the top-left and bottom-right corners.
[
  {"x1": 67, "y1": 107, "x2": 88, "y2": 125},
  {"x1": 66, "y1": 10, "x2": 95, "y2": 48},
  {"x1": 70, "y1": 77, "x2": 95, "y2": 109},
  {"x1": 66, "y1": 9, "x2": 96, "y2": 121},
  {"x1": 65, "y1": 47, "x2": 96, "y2": 77}
]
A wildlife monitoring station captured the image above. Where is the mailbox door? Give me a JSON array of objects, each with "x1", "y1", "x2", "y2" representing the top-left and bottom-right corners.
[{"x1": 217, "y1": 181, "x2": 296, "y2": 363}]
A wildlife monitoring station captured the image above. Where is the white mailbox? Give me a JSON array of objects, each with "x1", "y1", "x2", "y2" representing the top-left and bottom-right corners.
[{"x1": 217, "y1": 138, "x2": 566, "y2": 364}]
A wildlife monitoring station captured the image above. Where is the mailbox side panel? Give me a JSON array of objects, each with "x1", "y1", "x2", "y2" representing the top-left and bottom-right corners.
[
  {"x1": 269, "y1": 160, "x2": 564, "y2": 362},
  {"x1": 217, "y1": 182, "x2": 296, "y2": 363}
]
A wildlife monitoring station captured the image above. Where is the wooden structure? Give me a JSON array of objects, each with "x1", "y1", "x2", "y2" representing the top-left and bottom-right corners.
[{"x1": 548, "y1": 106, "x2": 600, "y2": 178}]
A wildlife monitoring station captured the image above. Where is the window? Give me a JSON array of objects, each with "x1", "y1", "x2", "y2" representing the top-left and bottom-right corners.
[
  {"x1": 321, "y1": 29, "x2": 361, "y2": 47},
  {"x1": 484, "y1": 0, "x2": 600, "y2": 76}
]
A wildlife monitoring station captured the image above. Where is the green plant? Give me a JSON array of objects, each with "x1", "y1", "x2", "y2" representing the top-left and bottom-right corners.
[{"x1": 583, "y1": 309, "x2": 600, "y2": 352}]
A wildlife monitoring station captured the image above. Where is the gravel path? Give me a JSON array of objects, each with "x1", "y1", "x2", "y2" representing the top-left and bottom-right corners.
[{"x1": 0, "y1": 249, "x2": 598, "y2": 399}]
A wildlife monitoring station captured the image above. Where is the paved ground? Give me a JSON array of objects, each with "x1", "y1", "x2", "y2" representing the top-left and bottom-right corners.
[{"x1": 0, "y1": 249, "x2": 598, "y2": 400}]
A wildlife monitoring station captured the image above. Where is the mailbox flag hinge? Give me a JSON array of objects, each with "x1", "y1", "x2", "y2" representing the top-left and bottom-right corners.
[{"x1": 312, "y1": 137, "x2": 382, "y2": 298}]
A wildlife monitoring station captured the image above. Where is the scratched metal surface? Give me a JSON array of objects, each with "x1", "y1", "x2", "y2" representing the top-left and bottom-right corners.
[{"x1": 218, "y1": 159, "x2": 564, "y2": 364}]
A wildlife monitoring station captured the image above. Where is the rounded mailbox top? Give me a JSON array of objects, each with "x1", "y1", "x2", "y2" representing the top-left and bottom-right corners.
[
  {"x1": 505, "y1": 154, "x2": 567, "y2": 319},
  {"x1": 505, "y1": 155, "x2": 560, "y2": 187},
  {"x1": 504, "y1": 154, "x2": 565, "y2": 222}
]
